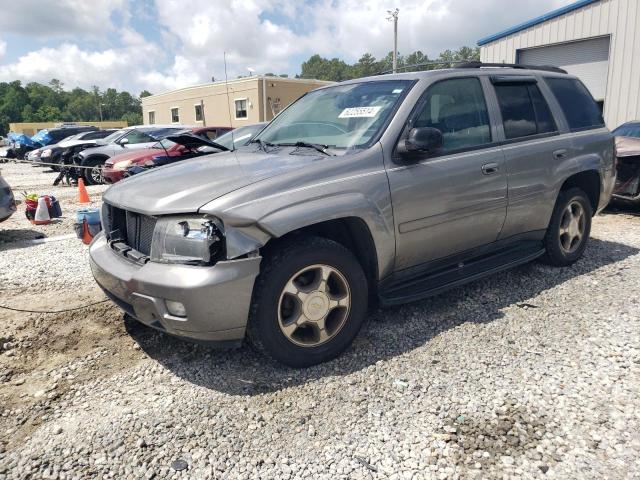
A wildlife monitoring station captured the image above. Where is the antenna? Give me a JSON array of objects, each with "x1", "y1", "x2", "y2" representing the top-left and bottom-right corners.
[{"x1": 223, "y1": 52, "x2": 235, "y2": 149}]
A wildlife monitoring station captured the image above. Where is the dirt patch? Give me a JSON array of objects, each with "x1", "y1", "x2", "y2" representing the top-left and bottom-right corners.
[{"x1": 0, "y1": 291, "x2": 152, "y2": 448}]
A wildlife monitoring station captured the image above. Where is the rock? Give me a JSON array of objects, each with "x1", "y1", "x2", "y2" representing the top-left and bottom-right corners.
[{"x1": 171, "y1": 459, "x2": 188, "y2": 471}]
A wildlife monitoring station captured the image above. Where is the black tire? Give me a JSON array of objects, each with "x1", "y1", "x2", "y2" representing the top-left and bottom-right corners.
[
  {"x1": 541, "y1": 187, "x2": 592, "y2": 267},
  {"x1": 247, "y1": 236, "x2": 368, "y2": 368},
  {"x1": 83, "y1": 157, "x2": 105, "y2": 185}
]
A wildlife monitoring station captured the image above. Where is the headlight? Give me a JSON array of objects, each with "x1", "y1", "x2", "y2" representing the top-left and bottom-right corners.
[
  {"x1": 41, "y1": 149, "x2": 52, "y2": 158},
  {"x1": 113, "y1": 160, "x2": 132, "y2": 171},
  {"x1": 150, "y1": 215, "x2": 224, "y2": 265}
]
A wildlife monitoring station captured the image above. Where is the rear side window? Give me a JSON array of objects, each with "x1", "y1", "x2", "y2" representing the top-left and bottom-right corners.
[
  {"x1": 413, "y1": 77, "x2": 492, "y2": 152},
  {"x1": 545, "y1": 77, "x2": 604, "y2": 131},
  {"x1": 494, "y1": 83, "x2": 557, "y2": 140}
]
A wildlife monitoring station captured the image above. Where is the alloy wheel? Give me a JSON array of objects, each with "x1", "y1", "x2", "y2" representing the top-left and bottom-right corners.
[
  {"x1": 559, "y1": 200, "x2": 586, "y2": 254},
  {"x1": 277, "y1": 264, "x2": 351, "y2": 347}
]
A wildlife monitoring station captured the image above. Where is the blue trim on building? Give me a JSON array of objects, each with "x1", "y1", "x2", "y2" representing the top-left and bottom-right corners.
[{"x1": 477, "y1": 0, "x2": 601, "y2": 46}]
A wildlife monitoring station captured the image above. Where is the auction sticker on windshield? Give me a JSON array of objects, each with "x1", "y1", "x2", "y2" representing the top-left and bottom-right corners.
[{"x1": 339, "y1": 106, "x2": 382, "y2": 118}]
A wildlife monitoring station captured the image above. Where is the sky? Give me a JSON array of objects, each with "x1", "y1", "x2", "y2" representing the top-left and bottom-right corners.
[{"x1": 0, "y1": 0, "x2": 573, "y2": 95}]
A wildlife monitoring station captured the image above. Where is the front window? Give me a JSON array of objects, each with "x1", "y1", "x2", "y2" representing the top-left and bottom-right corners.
[
  {"x1": 194, "y1": 104, "x2": 203, "y2": 122},
  {"x1": 235, "y1": 99, "x2": 247, "y2": 119},
  {"x1": 412, "y1": 77, "x2": 491, "y2": 152},
  {"x1": 103, "y1": 129, "x2": 127, "y2": 143},
  {"x1": 254, "y1": 80, "x2": 412, "y2": 149},
  {"x1": 171, "y1": 107, "x2": 179, "y2": 123}
]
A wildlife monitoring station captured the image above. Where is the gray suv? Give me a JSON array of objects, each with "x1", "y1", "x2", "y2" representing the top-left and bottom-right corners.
[{"x1": 90, "y1": 64, "x2": 615, "y2": 367}]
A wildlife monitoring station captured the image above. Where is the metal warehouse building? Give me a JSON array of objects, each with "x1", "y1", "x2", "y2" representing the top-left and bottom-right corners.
[
  {"x1": 142, "y1": 76, "x2": 332, "y2": 128},
  {"x1": 478, "y1": 0, "x2": 640, "y2": 128}
]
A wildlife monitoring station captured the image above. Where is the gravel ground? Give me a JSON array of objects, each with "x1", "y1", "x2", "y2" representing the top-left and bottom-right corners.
[{"x1": 1, "y1": 163, "x2": 639, "y2": 479}]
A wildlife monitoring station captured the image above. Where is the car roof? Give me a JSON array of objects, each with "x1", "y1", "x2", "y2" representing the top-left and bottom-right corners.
[
  {"x1": 331, "y1": 65, "x2": 575, "y2": 88},
  {"x1": 124, "y1": 124, "x2": 196, "y2": 130}
]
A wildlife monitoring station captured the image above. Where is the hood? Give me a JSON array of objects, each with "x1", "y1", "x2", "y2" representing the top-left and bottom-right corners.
[
  {"x1": 103, "y1": 147, "x2": 324, "y2": 215},
  {"x1": 615, "y1": 136, "x2": 640, "y2": 158},
  {"x1": 105, "y1": 148, "x2": 164, "y2": 166}
]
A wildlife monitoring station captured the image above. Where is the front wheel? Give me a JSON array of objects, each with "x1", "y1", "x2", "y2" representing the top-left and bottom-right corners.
[
  {"x1": 83, "y1": 158, "x2": 104, "y2": 185},
  {"x1": 247, "y1": 237, "x2": 368, "y2": 367},
  {"x1": 541, "y1": 187, "x2": 592, "y2": 266}
]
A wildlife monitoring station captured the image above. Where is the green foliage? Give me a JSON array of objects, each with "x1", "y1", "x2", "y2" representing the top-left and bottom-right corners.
[
  {"x1": 0, "y1": 80, "x2": 150, "y2": 135},
  {"x1": 299, "y1": 46, "x2": 481, "y2": 81}
]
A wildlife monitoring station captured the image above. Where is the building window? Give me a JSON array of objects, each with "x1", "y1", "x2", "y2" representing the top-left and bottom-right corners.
[
  {"x1": 235, "y1": 99, "x2": 247, "y2": 119},
  {"x1": 194, "y1": 104, "x2": 203, "y2": 122},
  {"x1": 171, "y1": 107, "x2": 180, "y2": 123},
  {"x1": 148, "y1": 111, "x2": 155, "y2": 124}
]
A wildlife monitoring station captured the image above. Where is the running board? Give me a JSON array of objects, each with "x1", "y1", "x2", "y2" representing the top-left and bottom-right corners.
[{"x1": 379, "y1": 245, "x2": 545, "y2": 306}]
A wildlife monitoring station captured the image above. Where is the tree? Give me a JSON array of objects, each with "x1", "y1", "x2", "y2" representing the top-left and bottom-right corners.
[
  {"x1": 140, "y1": 90, "x2": 152, "y2": 98},
  {"x1": 121, "y1": 111, "x2": 142, "y2": 126}
]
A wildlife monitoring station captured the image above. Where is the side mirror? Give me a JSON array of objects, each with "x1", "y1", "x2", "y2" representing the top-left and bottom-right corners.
[
  {"x1": 119, "y1": 137, "x2": 130, "y2": 146},
  {"x1": 397, "y1": 127, "x2": 443, "y2": 159}
]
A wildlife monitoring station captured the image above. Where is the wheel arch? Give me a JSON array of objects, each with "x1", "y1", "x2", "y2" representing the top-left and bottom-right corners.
[
  {"x1": 263, "y1": 217, "x2": 380, "y2": 297},
  {"x1": 559, "y1": 169, "x2": 601, "y2": 215}
]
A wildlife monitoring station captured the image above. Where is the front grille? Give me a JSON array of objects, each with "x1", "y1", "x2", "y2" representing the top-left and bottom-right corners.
[{"x1": 102, "y1": 203, "x2": 156, "y2": 255}]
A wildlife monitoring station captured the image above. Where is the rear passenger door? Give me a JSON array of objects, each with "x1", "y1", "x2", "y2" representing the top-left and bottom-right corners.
[{"x1": 489, "y1": 76, "x2": 567, "y2": 239}]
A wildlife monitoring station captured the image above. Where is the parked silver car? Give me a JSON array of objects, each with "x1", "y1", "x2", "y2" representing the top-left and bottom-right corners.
[
  {"x1": 75, "y1": 125, "x2": 193, "y2": 185},
  {"x1": 0, "y1": 170, "x2": 16, "y2": 223},
  {"x1": 91, "y1": 63, "x2": 615, "y2": 367}
]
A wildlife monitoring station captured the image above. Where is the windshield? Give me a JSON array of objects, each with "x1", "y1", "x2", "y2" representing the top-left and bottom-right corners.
[
  {"x1": 215, "y1": 124, "x2": 264, "y2": 150},
  {"x1": 152, "y1": 138, "x2": 177, "y2": 150},
  {"x1": 254, "y1": 80, "x2": 412, "y2": 149},
  {"x1": 613, "y1": 124, "x2": 640, "y2": 138},
  {"x1": 103, "y1": 129, "x2": 127, "y2": 143}
]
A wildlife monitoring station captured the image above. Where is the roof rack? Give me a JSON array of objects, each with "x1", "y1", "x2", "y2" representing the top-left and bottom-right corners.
[
  {"x1": 374, "y1": 59, "x2": 567, "y2": 76},
  {"x1": 455, "y1": 61, "x2": 567, "y2": 74}
]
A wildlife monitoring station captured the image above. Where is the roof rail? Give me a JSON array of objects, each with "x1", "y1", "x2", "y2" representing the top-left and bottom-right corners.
[
  {"x1": 455, "y1": 61, "x2": 568, "y2": 74},
  {"x1": 375, "y1": 59, "x2": 478, "y2": 76}
]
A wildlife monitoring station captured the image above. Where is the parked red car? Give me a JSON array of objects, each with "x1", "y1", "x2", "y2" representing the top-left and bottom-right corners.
[{"x1": 102, "y1": 126, "x2": 231, "y2": 183}]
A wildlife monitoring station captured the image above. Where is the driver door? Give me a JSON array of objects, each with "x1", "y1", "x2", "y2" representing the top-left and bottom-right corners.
[{"x1": 386, "y1": 77, "x2": 508, "y2": 270}]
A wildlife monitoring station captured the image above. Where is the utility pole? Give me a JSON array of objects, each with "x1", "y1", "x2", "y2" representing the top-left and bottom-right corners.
[{"x1": 387, "y1": 8, "x2": 399, "y2": 73}]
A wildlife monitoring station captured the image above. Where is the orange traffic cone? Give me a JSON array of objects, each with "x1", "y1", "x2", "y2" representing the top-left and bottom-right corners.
[
  {"x1": 81, "y1": 219, "x2": 93, "y2": 245},
  {"x1": 78, "y1": 178, "x2": 90, "y2": 204},
  {"x1": 34, "y1": 197, "x2": 51, "y2": 225}
]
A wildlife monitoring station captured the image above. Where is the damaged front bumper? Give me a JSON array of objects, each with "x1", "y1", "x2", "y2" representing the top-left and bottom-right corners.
[{"x1": 89, "y1": 232, "x2": 261, "y2": 345}]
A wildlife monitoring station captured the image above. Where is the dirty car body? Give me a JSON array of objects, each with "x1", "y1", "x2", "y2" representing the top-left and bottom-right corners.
[
  {"x1": 0, "y1": 172, "x2": 17, "y2": 223},
  {"x1": 612, "y1": 122, "x2": 640, "y2": 206},
  {"x1": 90, "y1": 66, "x2": 615, "y2": 365}
]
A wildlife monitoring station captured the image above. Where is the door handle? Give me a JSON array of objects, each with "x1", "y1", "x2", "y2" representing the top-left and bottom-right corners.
[
  {"x1": 481, "y1": 162, "x2": 499, "y2": 175},
  {"x1": 553, "y1": 149, "x2": 568, "y2": 160}
]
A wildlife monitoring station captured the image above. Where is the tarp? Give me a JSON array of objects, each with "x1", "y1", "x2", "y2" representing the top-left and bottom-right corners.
[
  {"x1": 7, "y1": 132, "x2": 38, "y2": 148},
  {"x1": 31, "y1": 129, "x2": 53, "y2": 146}
]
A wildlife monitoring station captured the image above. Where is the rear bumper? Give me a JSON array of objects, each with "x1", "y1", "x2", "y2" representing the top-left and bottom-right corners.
[{"x1": 89, "y1": 233, "x2": 261, "y2": 343}]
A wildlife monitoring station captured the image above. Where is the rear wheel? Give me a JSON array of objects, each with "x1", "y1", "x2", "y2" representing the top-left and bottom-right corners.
[
  {"x1": 541, "y1": 187, "x2": 592, "y2": 266},
  {"x1": 83, "y1": 158, "x2": 104, "y2": 185},
  {"x1": 247, "y1": 237, "x2": 368, "y2": 367}
]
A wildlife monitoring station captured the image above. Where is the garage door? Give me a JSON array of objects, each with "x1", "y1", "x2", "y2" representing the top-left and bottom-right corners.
[{"x1": 517, "y1": 36, "x2": 610, "y2": 100}]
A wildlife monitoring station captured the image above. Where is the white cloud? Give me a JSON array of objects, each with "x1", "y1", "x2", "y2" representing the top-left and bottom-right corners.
[
  {"x1": 0, "y1": 39, "x2": 6, "y2": 60},
  {"x1": 0, "y1": 0, "x2": 127, "y2": 39},
  {"x1": 0, "y1": 0, "x2": 572, "y2": 93}
]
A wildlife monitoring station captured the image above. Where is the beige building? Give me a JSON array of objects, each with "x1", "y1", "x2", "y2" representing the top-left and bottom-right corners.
[
  {"x1": 142, "y1": 76, "x2": 333, "y2": 128},
  {"x1": 478, "y1": 0, "x2": 640, "y2": 128}
]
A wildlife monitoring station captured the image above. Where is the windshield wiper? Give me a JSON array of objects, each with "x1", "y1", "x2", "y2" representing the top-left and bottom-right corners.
[
  {"x1": 276, "y1": 141, "x2": 334, "y2": 156},
  {"x1": 249, "y1": 138, "x2": 276, "y2": 152}
]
